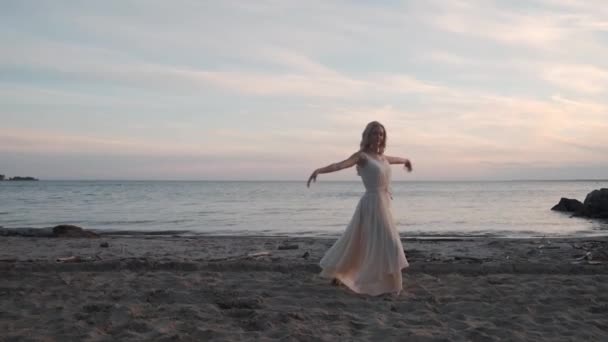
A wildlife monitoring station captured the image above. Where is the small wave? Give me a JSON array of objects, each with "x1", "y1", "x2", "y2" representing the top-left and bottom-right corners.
[
  {"x1": 198, "y1": 210, "x2": 222, "y2": 215},
  {"x1": 0, "y1": 225, "x2": 50, "y2": 230},
  {"x1": 256, "y1": 210, "x2": 283, "y2": 215},
  {"x1": 164, "y1": 219, "x2": 194, "y2": 224},
  {"x1": 320, "y1": 223, "x2": 348, "y2": 227},
  {"x1": 96, "y1": 220, "x2": 157, "y2": 225}
]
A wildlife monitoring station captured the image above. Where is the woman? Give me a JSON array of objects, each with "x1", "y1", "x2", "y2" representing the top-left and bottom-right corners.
[{"x1": 307, "y1": 121, "x2": 412, "y2": 296}]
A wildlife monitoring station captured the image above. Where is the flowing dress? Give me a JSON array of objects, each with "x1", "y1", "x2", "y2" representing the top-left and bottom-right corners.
[{"x1": 319, "y1": 153, "x2": 409, "y2": 296}]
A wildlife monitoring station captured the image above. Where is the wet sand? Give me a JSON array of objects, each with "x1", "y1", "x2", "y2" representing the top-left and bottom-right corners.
[{"x1": 1, "y1": 234, "x2": 608, "y2": 341}]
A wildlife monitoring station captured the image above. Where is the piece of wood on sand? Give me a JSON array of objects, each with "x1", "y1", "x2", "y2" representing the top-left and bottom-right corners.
[{"x1": 208, "y1": 251, "x2": 272, "y2": 262}]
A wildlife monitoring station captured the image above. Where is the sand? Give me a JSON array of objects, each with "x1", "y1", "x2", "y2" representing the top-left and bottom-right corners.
[{"x1": 1, "y1": 234, "x2": 608, "y2": 341}]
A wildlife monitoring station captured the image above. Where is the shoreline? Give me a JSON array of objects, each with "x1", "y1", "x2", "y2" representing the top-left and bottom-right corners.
[
  {"x1": 2, "y1": 234, "x2": 608, "y2": 340},
  {"x1": 2, "y1": 234, "x2": 608, "y2": 272},
  {"x1": 2, "y1": 226, "x2": 608, "y2": 240}
]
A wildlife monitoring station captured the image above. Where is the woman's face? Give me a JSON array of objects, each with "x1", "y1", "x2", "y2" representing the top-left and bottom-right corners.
[{"x1": 369, "y1": 126, "x2": 384, "y2": 147}]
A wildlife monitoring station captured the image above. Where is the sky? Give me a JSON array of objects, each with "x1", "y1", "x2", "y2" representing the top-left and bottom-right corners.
[{"x1": 1, "y1": 0, "x2": 607, "y2": 181}]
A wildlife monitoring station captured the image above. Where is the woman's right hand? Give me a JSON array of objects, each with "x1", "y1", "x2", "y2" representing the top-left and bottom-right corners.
[{"x1": 307, "y1": 169, "x2": 319, "y2": 188}]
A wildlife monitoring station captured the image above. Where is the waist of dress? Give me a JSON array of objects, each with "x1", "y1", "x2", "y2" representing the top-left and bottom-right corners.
[{"x1": 364, "y1": 187, "x2": 393, "y2": 198}]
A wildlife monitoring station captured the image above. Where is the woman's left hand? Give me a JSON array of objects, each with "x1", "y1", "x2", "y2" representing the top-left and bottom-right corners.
[{"x1": 404, "y1": 159, "x2": 412, "y2": 172}]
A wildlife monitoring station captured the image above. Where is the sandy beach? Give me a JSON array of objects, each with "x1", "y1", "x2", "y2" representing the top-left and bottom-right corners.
[{"x1": 1, "y1": 233, "x2": 608, "y2": 341}]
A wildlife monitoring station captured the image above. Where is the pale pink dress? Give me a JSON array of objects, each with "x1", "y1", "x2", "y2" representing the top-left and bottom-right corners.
[{"x1": 319, "y1": 153, "x2": 409, "y2": 296}]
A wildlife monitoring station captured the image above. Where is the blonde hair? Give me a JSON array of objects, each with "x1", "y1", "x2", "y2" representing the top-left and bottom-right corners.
[
  {"x1": 356, "y1": 121, "x2": 387, "y2": 175},
  {"x1": 359, "y1": 121, "x2": 387, "y2": 154}
]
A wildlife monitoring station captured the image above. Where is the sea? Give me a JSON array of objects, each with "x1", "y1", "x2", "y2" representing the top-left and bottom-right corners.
[{"x1": 1, "y1": 180, "x2": 607, "y2": 238}]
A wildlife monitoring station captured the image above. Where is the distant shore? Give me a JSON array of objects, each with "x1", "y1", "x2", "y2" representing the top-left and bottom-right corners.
[
  {"x1": 1, "y1": 234, "x2": 607, "y2": 340},
  {"x1": 0, "y1": 176, "x2": 38, "y2": 181}
]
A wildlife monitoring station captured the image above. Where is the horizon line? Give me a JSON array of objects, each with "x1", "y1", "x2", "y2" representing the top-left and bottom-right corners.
[{"x1": 4, "y1": 178, "x2": 608, "y2": 183}]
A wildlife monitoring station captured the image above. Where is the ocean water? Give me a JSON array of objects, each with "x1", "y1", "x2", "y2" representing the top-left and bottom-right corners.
[{"x1": 1, "y1": 180, "x2": 607, "y2": 237}]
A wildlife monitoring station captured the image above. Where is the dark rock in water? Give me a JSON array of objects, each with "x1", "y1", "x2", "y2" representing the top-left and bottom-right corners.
[
  {"x1": 8, "y1": 176, "x2": 38, "y2": 181},
  {"x1": 578, "y1": 188, "x2": 608, "y2": 219},
  {"x1": 52, "y1": 225, "x2": 99, "y2": 238},
  {"x1": 0, "y1": 226, "x2": 98, "y2": 238},
  {"x1": 553, "y1": 188, "x2": 608, "y2": 219},
  {"x1": 100, "y1": 241, "x2": 110, "y2": 248},
  {"x1": 551, "y1": 198, "x2": 584, "y2": 212}
]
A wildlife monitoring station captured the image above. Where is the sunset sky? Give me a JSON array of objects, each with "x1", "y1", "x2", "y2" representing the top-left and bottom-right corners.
[{"x1": 1, "y1": 0, "x2": 607, "y2": 180}]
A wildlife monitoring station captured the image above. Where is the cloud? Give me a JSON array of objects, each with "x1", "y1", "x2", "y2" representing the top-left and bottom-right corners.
[
  {"x1": 426, "y1": 1, "x2": 566, "y2": 48},
  {"x1": 0, "y1": 127, "x2": 251, "y2": 157},
  {"x1": 543, "y1": 64, "x2": 608, "y2": 94},
  {"x1": 2, "y1": 0, "x2": 608, "y2": 180}
]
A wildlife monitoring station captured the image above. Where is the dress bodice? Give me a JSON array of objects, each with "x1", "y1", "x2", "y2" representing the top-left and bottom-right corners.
[{"x1": 360, "y1": 153, "x2": 391, "y2": 193}]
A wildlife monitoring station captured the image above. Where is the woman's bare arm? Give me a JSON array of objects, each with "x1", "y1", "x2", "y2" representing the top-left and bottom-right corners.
[
  {"x1": 307, "y1": 152, "x2": 362, "y2": 187},
  {"x1": 384, "y1": 155, "x2": 413, "y2": 172}
]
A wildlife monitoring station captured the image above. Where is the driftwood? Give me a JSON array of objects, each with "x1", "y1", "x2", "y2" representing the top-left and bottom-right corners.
[
  {"x1": 208, "y1": 251, "x2": 272, "y2": 262},
  {"x1": 571, "y1": 250, "x2": 607, "y2": 265},
  {"x1": 56, "y1": 255, "x2": 102, "y2": 263},
  {"x1": 56, "y1": 256, "x2": 84, "y2": 263}
]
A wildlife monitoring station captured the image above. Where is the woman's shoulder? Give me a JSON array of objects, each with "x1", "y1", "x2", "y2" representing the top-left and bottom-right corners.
[
  {"x1": 353, "y1": 151, "x2": 368, "y2": 169},
  {"x1": 350, "y1": 150, "x2": 367, "y2": 160}
]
